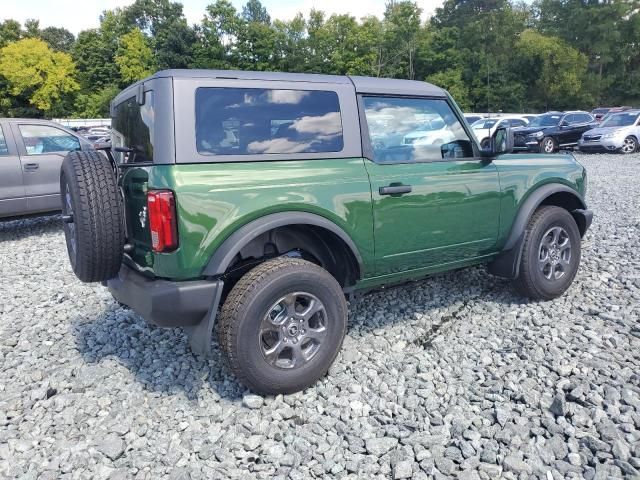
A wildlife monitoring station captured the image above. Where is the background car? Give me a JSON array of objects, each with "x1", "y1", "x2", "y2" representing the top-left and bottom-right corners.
[
  {"x1": 513, "y1": 111, "x2": 596, "y2": 153},
  {"x1": 464, "y1": 114, "x2": 484, "y2": 125},
  {"x1": 591, "y1": 107, "x2": 611, "y2": 122},
  {"x1": 401, "y1": 116, "x2": 455, "y2": 146},
  {"x1": 0, "y1": 118, "x2": 93, "y2": 219},
  {"x1": 471, "y1": 115, "x2": 529, "y2": 147},
  {"x1": 579, "y1": 109, "x2": 640, "y2": 154}
]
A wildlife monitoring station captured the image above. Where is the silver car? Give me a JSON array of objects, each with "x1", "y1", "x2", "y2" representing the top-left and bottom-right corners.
[
  {"x1": 578, "y1": 110, "x2": 640, "y2": 154},
  {"x1": 0, "y1": 119, "x2": 93, "y2": 219}
]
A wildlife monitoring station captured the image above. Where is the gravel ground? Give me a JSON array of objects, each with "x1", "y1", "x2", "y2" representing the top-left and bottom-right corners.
[{"x1": 1, "y1": 153, "x2": 639, "y2": 480}]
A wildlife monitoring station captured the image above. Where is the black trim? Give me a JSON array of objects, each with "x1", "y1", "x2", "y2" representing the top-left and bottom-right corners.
[
  {"x1": 571, "y1": 208, "x2": 593, "y2": 237},
  {"x1": 487, "y1": 233, "x2": 525, "y2": 279},
  {"x1": 502, "y1": 184, "x2": 586, "y2": 251},
  {"x1": 107, "y1": 264, "x2": 222, "y2": 327},
  {"x1": 202, "y1": 212, "x2": 364, "y2": 277},
  {"x1": 488, "y1": 185, "x2": 591, "y2": 279}
]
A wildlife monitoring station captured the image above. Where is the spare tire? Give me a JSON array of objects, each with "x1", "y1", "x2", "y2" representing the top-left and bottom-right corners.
[{"x1": 60, "y1": 151, "x2": 125, "y2": 282}]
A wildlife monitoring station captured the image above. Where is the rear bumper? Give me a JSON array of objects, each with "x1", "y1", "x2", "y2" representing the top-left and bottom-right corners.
[{"x1": 106, "y1": 264, "x2": 222, "y2": 328}]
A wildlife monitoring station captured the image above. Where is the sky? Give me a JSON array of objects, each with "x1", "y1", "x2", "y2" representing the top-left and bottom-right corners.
[{"x1": 1, "y1": 0, "x2": 445, "y2": 35}]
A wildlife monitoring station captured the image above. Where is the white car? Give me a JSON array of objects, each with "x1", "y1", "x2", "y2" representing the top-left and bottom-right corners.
[
  {"x1": 471, "y1": 116, "x2": 529, "y2": 147},
  {"x1": 402, "y1": 117, "x2": 455, "y2": 146}
]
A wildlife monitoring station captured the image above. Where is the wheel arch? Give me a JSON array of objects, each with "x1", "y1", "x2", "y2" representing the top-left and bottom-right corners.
[
  {"x1": 202, "y1": 212, "x2": 363, "y2": 289},
  {"x1": 489, "y1": 183, "x2": 588, "y2": 279}
]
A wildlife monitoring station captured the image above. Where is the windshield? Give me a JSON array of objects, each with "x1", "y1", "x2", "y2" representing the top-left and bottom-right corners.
[
  {"x1": 528, "y1": 114, "x2": 561, "y2": 128},
  {"x1": 600, "y1": 112, "x2": 639, "y2": 127},
  {"x1": 471, "y1": 119, "x2": 497, "y2": 129},
  {"x1": 112, "y1": 91, "x2": 154, "y2": 163}
]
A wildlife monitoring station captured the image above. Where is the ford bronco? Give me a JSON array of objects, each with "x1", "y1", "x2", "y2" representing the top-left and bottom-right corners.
[{"x1": 60, "y1": 70, "x2": 592, "y2": 394}]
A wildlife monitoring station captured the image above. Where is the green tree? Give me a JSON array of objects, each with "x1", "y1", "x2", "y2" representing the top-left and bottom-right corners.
[
  {"x1": 40, "y1": 27, "x2": 75, "y2": 52},
  {"x1": 0, "y1": 38, "x2": 79, "y2": 115},
  {"x1": 74, "y1": 85, "x2": 120, "y2": 117},
  {"x1": 0, "y1": 20, "x2": 21, "y2": 48},
  {"x1": 242, "y1": 0, "x2": 270, "y2": 24},
  {"x1": 115, "y1": 28, "x2": 156, "y2": 83},
  {"x1": 191, "y1": 0, "x2": 241, "y2": 68},
  {"x1": 515, "y1": 29, "x2": 590, "y2": 110},
  {"x1": 124, "y1": 0, "x2": 196, "y2": 69},
  {"x1": 427, "y1": 69, "x2": 472, "y2": 110}
]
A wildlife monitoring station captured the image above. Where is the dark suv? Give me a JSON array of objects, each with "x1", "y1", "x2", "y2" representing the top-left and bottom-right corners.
[
  {"x1": 514, "y1": 111, "x2": 596, "y2": 153},
  {"x1": 60, "y1": 70, "x2": 592, "y2": 394}
]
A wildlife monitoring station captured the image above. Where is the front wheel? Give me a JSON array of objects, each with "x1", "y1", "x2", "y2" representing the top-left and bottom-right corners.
[
  {"x1": 620, "y1": 136, "x2": 638, "y2": 154},
  {"x1": 217, "y1": 257, "x2": 348, "y2": 395},
  {"x1": 541, "y1": 137, "x2": 557, "y2": 154},
  {"x1": 513, "y1": 206, "x2": 581, "y2": 300}
]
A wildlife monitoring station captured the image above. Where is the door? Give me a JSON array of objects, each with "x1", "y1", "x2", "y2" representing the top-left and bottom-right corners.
[
  {"x1": 568, "y1": 113, "x2": 595, "y2": 144},
  {"x1": 12, "y1": 123, "x2": 81, "y2": 213},
  {"x1": 360, "y1": 95, "x2": 501, "y2": 276},
  {"x1": 556, "y1": 114, "x2": 575, "y2": 145},
  {"x1": 0, "y1": 123, "x2": 28, "y2": 217}
]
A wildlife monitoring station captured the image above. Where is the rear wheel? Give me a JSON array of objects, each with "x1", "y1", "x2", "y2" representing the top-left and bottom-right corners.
[
  {"x1": 514, "y1": 206, "x2": 581, "y2": 300},
  {"x1": 541, "y1": 137, "x2": 557, "y2": 154},
  {"x1": 60, "y1": 151, "x2": 124, "y2": 283},
  {"x1": 620, "y1": 136, "x2": 638, "y2": 154},
  {"x1": 217, "y1": 257, "x2": 347, "y2": 394}
]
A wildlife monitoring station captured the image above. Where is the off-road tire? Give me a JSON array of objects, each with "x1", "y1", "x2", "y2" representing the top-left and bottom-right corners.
[
  {"x1": 60, "y1": 151, "x2": 124, "y2": 283},
  {"x1": 514, "y1": 206, "x2": 581, "y2": 300},
  {"x1": 541, "y1": 136, "x2": 557, "y2": 154},
  {"x1": 218, "y1": 257, "x2": 348, "y2": 395}
]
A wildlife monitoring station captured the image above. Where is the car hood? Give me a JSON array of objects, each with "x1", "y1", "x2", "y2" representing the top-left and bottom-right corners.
[
  {"x1": 512, "y1": 126, "x2": 554, "y2": 135},
  {"x1": 583, "y1": 125, "x2": 634, "y2": 136}
]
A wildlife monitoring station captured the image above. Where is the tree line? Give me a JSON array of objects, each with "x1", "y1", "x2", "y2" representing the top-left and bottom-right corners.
[{"x1": 0, "y1": 0, "x2": 638, "y2": 118}]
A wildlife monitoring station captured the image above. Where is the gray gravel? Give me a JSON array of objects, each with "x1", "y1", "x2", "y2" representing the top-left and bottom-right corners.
[{"x1": 1, "y1": 153, "x2": 639, "y2": 479}]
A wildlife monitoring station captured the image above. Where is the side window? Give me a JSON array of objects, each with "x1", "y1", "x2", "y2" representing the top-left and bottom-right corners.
[
  {"x1": 195, "y1": 88, "x2": 343, "y2": 155},
  {"x1": 19, "y1": 125, "x2": 80, "y2": 155},
  {"x1": 363, "y1": 96, "x2": 474, "y2": 163},
  {"x1": 577, "y1": 114, "x2": 592, "y2": 124},
  {"x1": 563, "y1": 114, "x2": 575, "y2": 125},
  {"x1": 510, "y1": 119, "x2": 526, "y2": 127},
  {"x1": 0, "y1": 126, "x2": 9, "y2": 155}
]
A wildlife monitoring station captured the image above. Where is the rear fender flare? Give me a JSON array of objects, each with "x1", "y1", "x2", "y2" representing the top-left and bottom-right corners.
[{"x1": 202, "y1": 212, "x2": 363, "y2": 278}]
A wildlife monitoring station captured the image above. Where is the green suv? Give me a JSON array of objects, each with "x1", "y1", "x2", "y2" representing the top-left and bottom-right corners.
[{"x1": 60, "y1": 70, "x2": 592, "y2": 394}]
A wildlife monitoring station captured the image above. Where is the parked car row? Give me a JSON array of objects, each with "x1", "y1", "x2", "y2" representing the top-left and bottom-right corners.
[{"x1": 465, "y1": 105, "x2": 639, "y2": 154}]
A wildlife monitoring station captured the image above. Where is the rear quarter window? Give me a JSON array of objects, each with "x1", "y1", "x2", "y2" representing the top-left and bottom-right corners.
[
  {"x1": 195, "y1": 88, "x2": 343, "y2": 155},
  {"x1": 112, "y1": 91, "x2": 155, "y2": 163}
]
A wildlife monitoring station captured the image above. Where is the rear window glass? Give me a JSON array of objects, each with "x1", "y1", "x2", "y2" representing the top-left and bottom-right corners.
[
  {"x1": 112, "y1": 91, "x2": 154, "y2": 163},
  {"x1": 195, "y1": 88, "x2": 343, "y2": 155}
]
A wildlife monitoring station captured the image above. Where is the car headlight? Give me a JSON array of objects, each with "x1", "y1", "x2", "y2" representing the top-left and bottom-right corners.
[
  {"x1": 532, "y1": 131, "x2": 544, "y2": 139},
  {"x1": 602, "y1": 130, "x2": 622, "y2": 139}
]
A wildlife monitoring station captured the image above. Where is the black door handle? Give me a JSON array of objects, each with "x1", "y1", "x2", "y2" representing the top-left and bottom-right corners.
[
  {"x1": 23, "y1": 163, "x2": 39, "y2": 171},
  {"x1": 379, "y1": 185, "x2": 412, "y2": 196}
]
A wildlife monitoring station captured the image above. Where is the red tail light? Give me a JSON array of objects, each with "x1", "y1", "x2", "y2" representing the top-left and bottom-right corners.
[{"x1": 147, "y1": 190, "x2": 178, "y2": 253}]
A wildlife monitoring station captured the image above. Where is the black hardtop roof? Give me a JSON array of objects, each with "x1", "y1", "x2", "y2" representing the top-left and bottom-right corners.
[{"x1": 114, "y1": 69, "x2": 447, "y2": 105}]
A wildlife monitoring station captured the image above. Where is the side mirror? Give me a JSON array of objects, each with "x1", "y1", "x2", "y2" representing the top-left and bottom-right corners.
[
  {"x1": 481, "y1": 126, "x2": 513, "y2": 158},
  {"x1": 559, "y1": 120, "x2": 569, "y2": 127}
]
